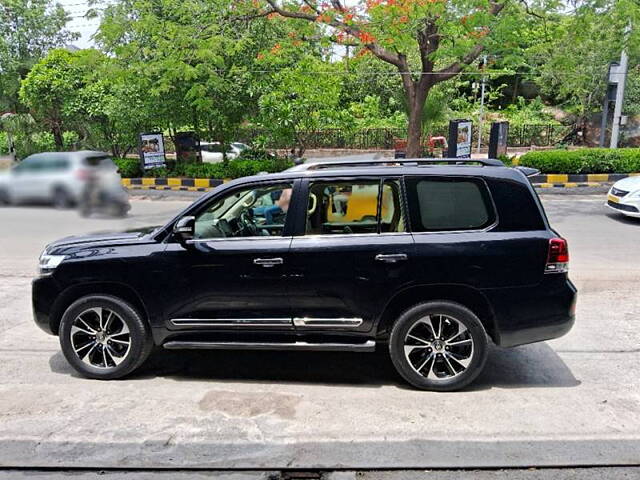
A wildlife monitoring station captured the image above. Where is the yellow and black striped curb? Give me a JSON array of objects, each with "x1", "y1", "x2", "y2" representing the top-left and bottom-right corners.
[
  {"x1": 122, "y1": 173, "x2": 640, "y2": 191},
  {"x1": 121, "y1": 177, "x2": 227, "y2": 192},
  {"x1": 529, "y1": 173, "x2": 639, "y2": 188}
]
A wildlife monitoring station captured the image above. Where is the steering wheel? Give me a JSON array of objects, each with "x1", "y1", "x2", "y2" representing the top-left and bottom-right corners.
[{"x1": 239, "y1": 209, "x2": 258, "y2": 236}]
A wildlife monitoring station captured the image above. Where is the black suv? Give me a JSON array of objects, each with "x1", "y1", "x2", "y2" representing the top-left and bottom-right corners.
[{"x1": 32, "y1": 158, "x2": 576, "y2": 391}]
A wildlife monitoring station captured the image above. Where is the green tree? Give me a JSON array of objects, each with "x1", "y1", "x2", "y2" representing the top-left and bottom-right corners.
[
  {"x1": 18, "y1": 48, "x2": 84, "y2": 149},
  {"x1": 0, "y1": 0, "x2": 78, "y2": 112},
  {"x1": 243, "y1": 0, "x2": 540, "y2": 157},
  {"x1": 257, "y1": 57, "x2": 343, "y2": 156}
]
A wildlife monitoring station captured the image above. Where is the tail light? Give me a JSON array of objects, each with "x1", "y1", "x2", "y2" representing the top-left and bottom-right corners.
[
  {"x1": 545, "y1": 238, "x2": 569, "y2": 274},
  {"x1": 75, "y1": 168, "x2": 90, "y2": 181}
]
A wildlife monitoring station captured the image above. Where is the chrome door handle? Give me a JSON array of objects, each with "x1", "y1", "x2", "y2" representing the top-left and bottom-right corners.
[
  {"x1": 375, "y1": 253, "x2": 408, "y2": 263},
  {"x1": 253, "y1": 257, "x2": 284, "y2": 267}
]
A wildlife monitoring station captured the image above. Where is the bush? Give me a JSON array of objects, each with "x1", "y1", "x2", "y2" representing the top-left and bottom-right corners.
[
  {"x1": 113, "y1": 154, "x2": 294, "y2": 179},
  {"x1": 518, "y1": 148, "x2": 640, "y2": 174}
]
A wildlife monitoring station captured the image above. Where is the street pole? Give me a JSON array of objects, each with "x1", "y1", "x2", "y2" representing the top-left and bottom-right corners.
[
  {"x1": 610, "y1": 27, "x2": 630, "y2": 149},
  {"x1": 477, "y1": 55, "x2": 487, "y2": 153}
]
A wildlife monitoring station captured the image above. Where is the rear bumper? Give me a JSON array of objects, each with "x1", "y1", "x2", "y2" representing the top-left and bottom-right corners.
[{"x1": 484, "y1": 276, "x2": 577, "y2": 348}]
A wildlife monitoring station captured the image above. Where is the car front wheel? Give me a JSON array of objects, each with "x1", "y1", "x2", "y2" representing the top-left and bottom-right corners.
[
  {"x1": 59, "y1": 295, "x2": 153, "y2": 379},
  {"x1": 389, "y1": 301, "x2": 488, "y2": 391}
]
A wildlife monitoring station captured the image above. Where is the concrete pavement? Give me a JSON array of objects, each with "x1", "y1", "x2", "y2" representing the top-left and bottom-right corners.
[{"x1": 0, "y1": 196, "x2": 639, "y2": 469}]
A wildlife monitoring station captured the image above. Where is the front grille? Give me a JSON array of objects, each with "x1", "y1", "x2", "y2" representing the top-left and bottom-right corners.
[
  {"x1": 608, "y1": 200, "x2": 638, "y2": 212},
  {"x1": 611, "y1": 187, "x2": 629, "y2": 197}
]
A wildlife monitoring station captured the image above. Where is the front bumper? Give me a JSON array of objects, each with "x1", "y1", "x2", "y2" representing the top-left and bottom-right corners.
[
  {"x1": 32, "y1": 275, "x2": 63, "y2": 335},
  {"x1": 605, "y1": 191, "x2": 640, "y2": 217}
]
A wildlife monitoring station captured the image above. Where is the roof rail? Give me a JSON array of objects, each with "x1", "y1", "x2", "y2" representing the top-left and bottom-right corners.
[{"x1": 290, "y1": 157, "x2": 505, "y2": 171}]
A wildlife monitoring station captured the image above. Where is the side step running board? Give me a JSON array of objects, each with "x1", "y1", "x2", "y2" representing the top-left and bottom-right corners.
[{"x1": 163, "y1": 340, "x2": 376, "y2": 352}]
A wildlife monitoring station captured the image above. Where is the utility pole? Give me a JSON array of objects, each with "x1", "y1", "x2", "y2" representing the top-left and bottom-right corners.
[
  {"x1": 477, "y1": 55, "x2": 487, "y2": 153},
  {"x1": 610, "y1": 25, "x2": 630, "y2": 149}
]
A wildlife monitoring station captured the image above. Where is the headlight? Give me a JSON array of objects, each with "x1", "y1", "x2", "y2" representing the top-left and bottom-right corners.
[{"x1": 38, "y1": 252, "x2": 66, "y2": 275}]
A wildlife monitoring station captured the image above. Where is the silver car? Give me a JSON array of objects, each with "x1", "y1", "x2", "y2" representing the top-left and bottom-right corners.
[{"x1": 0, "y1": 151, "x2": 123, "y2": 208}]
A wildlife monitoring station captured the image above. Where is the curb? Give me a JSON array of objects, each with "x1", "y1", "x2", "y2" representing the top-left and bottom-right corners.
[{"x1": 121, "y1": 173, "x2": 639, "y2": 192}]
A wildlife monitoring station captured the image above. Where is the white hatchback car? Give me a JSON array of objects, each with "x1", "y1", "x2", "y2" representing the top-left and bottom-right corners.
[
  {"x1": 0, "y1": 151, "x2": 122, "y2": 208},
  {"x1": 606, "y1": 176, "x2": 640, "y2": 218},
  {"x1": 200, "y1": 142, "x2": 248, "y2": 163}
]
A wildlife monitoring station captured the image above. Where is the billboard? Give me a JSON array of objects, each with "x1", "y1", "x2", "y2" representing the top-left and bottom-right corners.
[
  {"x1": 447, "y1": 120, "x2": 473, "y2": 158},
  {"x1": 139, "y1": 132, "x2": 166, "y2": 170},
  {"x1": 489, "y1": 122, "x2": 509, "y2": 159},
  {"x1": 175, "y1": 131, "x2": 201, "y2": 163}
]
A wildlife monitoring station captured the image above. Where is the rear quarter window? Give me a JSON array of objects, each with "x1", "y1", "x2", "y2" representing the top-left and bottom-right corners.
[
  {"x1": 405, "y1": 176, "x2": 495, "y2": 232},
  {"x1": 484, "y1": 178, "x2": 546, "y2": 231}
]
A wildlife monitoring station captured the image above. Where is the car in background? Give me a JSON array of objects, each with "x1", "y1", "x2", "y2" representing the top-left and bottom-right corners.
[
  {"x1": 200, "y1": 141, "x2": 249, "y2": 164},
  {"x1": 0, "y1": 151, "x2": 123, "y2": 209},
  {"x1": 606, "y1": 177, "x2": 640, "y2": 218}
]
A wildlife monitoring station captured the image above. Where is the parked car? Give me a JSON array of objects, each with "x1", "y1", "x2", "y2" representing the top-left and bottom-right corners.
[
  {"x1": 606, "y1": 177, "x2": 640, "y2": 218},
  {"x1": 32, "y1": 158, "x2": 576, "y2": 391},
  {"x1": 200, "y1": 141, "x2": 249, "y2": 163},
  {"x1": 0, "y1": 151, "x2": 124, "y2": 209}
]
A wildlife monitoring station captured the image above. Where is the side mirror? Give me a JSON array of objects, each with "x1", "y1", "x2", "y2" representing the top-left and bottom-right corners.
[{"x1": 173, "y1": 216, "x2": 195, "y2": 243}]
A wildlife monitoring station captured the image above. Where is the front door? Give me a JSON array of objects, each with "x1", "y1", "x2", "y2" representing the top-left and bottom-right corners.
[
  {"x1": 288, "y1": 177, "x2": 414, "y2": 334},
  {"x1": 162, "y1": 180, "x2": 298, "y2": 330}
]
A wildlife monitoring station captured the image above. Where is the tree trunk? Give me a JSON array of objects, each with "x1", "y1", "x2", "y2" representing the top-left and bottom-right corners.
[
  {"x1": 404, "y1": 84, "x2": 431, "y2": 159},
  {"x1": 52, "y1": 123, "x2": 64, "y2": 150}
]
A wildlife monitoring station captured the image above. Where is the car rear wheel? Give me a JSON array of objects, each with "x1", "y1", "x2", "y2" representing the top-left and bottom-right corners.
[
  {"x1": 52, "y1": 187, "x2": 73, "y2": 209},
  {"x1": 59, "y1": 295, "x2": 153, "y2": 380},
  {"x1": 0, "y1": 188, "x2": 11, "y2": 206},
  {"x1": 389, "y1": 301, "x2": 488, "y2": 391}
]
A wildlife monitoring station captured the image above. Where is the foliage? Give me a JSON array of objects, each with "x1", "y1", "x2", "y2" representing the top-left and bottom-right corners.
[
  {"x1": 113, "y1": 153, "x2": 294, "y2": 179},
  {"x1": 0, "y1": 0, "x2": 78, "y2": 112},
  {"x1": 519, "y1": 148, "x2": 640, "y2": 174}
]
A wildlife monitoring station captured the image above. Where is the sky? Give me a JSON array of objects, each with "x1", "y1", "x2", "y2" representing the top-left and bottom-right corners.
[{"x1": 60, "y1": 0, "x2": 102, "y2": 48}]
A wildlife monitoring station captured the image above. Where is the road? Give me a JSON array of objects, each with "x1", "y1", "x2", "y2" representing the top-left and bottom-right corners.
[{"x1": 0, "y1": 194, "x2": 639, "y2": 470}]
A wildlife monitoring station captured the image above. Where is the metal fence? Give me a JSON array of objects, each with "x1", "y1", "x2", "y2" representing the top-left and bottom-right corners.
[{"x1": 236, "y1": 124, "x2": 574, "y2": 151}]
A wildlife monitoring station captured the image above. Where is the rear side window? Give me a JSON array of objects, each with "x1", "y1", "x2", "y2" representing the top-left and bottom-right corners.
[
  {"x1": 405, "y1": 177, "x2": 495, "y2": 232},
  {"x1": 485, "y1": 178, "x2": 546, "y2": 231}
]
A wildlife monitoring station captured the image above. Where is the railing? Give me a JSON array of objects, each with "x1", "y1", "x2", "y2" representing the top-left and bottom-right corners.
[{"x1": 235, "y1": 124, "x2": 574, "y2": 151}]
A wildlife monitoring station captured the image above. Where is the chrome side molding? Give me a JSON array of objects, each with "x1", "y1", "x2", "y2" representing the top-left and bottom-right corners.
[
  {"x1": 293, "y1": 317, "x2": 363, "y2": 328},
  {"x1": 170, "y1": 318, "x2": 292, "y2": 327}
]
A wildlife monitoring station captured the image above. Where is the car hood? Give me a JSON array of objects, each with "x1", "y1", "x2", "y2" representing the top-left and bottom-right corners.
[
  {"x1": 613, "y1": 176, "x2": 640, "y2": 192},
  {"x1": 45, "y1": 226, "x2": 160, "y2": 255}
]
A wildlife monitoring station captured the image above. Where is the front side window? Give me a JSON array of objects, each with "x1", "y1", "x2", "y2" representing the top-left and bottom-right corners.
[
  {"x1": 405, "y1": 177, "x2": 494, "y2": 232},
  {"x1": 194, "y1": 182, "x2": 293, "y2": 239},
  {"x1": 306, "y1": 179, "x2": 405, "y2": 235}
]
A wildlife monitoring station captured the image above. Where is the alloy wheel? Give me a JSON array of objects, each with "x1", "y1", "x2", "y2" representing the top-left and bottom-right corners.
[
  {"x1": 403, "y1": 314, "x2": 474, "y2": 381},
  {"x1": 70, "y1": 307, "x2": 131, "y2": 369}
]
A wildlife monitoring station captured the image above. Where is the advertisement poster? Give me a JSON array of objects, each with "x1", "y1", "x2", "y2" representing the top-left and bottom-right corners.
[
  {"x1": 139, "y1": 132, "x2": 166, "y2": 169},
  {"x1": 456, "y1": 121, "x2": 472, "y2": 158}
]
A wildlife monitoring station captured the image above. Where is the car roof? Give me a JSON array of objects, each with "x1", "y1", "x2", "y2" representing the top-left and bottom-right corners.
[
  {"x1": 25, "y1": 151, "x2": 110, "y2": 161},
  {"x1": 222, "y1": 158, "x2": 529, "y2": 189}
]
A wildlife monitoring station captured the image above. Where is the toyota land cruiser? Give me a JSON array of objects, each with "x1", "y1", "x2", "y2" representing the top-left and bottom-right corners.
[{"x1": 32, "y1": 158, "x2": 576, "y2": 391}]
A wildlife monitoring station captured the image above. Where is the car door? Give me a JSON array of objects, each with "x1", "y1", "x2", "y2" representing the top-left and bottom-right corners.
[
  {"x1": 161, "y1": 179, "x2": 299, "y2": 330},
  {"x1": 287, "y1": 176, "x2": 414, "y2": 334}
]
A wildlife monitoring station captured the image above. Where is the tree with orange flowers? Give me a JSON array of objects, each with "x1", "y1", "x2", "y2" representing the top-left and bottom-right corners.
[{"x1": 242, "y1": 0, "x2": 523, "y2": 157}]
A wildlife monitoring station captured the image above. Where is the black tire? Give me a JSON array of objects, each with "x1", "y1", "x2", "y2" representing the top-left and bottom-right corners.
[
  {"x1": 59, "y1": 295, "x2": 153, "y2": 380},
  {"x1": 0, "y1": 188, "x2": 10, "y2": 206},
  {"x1": 389, "y1": 301, "x2": 488, "y2": 391},
  {"x1": 52, "y1": 186, "x2": 73, "y2": 209}
]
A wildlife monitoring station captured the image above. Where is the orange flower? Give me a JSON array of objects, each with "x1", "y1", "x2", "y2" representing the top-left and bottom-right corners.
[{"x1": 270, "y1": 43, "x2": 282, "y2": 53}]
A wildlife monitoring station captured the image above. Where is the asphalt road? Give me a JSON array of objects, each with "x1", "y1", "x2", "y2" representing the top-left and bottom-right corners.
[{"x1": 0, "y1": 194, "x2": 639, "y2": 470}]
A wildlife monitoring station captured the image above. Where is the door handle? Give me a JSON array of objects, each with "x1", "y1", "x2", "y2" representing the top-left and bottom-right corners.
[
  {"x1": 253, "y1": 257, "x2": 284, "y2": 267},
  {"x1": 375, "y1": 253, "x2": 408, "y2": 263}
]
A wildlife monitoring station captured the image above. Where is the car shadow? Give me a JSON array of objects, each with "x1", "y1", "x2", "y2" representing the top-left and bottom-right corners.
[
  {"x1": 605, "y1": 210, "x2": 640, "y2": 226},
  {"x1": 49, "y1": 341, "x2": 580, "y2": 391}
]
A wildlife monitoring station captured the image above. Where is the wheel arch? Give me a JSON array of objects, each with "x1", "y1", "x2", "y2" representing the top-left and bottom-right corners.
[
  {"x1": 375, "y1": 284, "x2": 499, "y2": 343},
  {"x1": 49, "y1": 281, "x2": 149, "y2": 336}
]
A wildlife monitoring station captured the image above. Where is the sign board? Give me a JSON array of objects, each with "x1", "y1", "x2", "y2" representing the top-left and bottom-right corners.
[
  {"x1": 175, "y1": 131, "x2": 201, "y2": 163},
  {"x1": 139, "y1": 132, "x2": 166, "y2": 170},
  {"x1": 609, "y1": 62, "x2": 624, "y2": 84},
  {"x1": 488, "y1": 121, "x2": 509, "y2": 159},
  {"x1": 447, "y1": 119, "x2": 473, "y2": 158}
]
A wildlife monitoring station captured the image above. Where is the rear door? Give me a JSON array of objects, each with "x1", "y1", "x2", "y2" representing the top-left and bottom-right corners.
[
  {"x1": 405, "y1": 175, "x2": 548, "y2": 289},
  {"x1": 287, "y1": 176, "x2": 414, "y2": 333}
]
